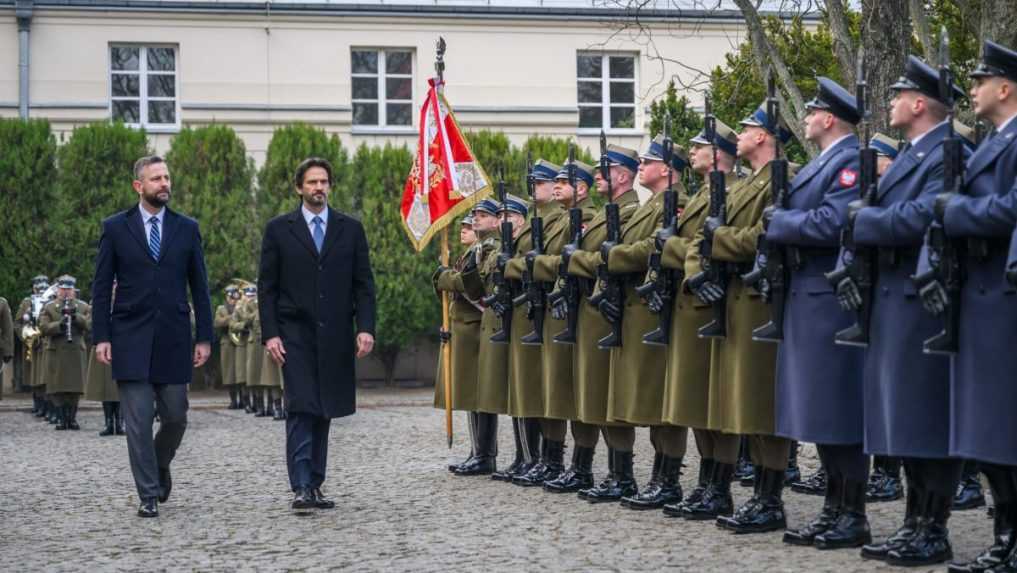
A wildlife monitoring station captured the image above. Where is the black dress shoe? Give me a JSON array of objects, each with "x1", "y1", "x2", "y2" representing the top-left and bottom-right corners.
[
  {"x1": 448, "y1": 455, "x2": 475, "y2": 473},
  {"x1": 726, "y1": 468, "x2": 787, "y2": 534},
  {"x1": 814, "y1": 480, "x2": 872, "y2": 550},
  {"x1": 955, "y1": 473, "x2": 987, "y2": 511},
  {"x1": 157, "y1": 467, "x2": 172, "y2": 503},
  {"x1": 137, "y1": 498, "x2": 159, "y2": 518},
  {"x1": 887, "y1": 520, "x2": 954, "y2": 566},
  {"x1": 784, "y1": 506, "x2": 840, "y2": 546},
  {"x1": 312, "y1": 488, "x2": 336, "y2": 509},
  {"x1": 453, "y1": 456, "x2": 496, "y2": 476},
  {"x1": 585, "y1": 450, "x2": 638, "y2": 504},
  {"x1": 544, "y1": 468, "x2": 594, "y2": 493},
  {"x1": 623, "y1": 455, "x2": 683, "y2": 510},
  {"x1": 291, "y1": 488, "x2": 315, "y2": 510}
]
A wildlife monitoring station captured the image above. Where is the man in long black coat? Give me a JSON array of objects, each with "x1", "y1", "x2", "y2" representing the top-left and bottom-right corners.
[{"x1": 258, "y1": 157, "x2": 376, "y2": 510}]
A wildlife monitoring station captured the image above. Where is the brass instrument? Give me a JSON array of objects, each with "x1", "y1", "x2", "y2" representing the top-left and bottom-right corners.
[
  {"x1": 22, "y1": 284, "x2": 57, "y2": 362},
  {"x1": 62, "y1": 297, "x2": 75, "y2": 343}
]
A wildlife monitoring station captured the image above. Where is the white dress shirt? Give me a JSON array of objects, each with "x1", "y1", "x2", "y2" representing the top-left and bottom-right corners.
[
  {"x1": 302, "y1": 204, "x2": 328, "y2": 236},
  {"x1": 140, "y1": 205, "x2": 166, "y2": 244}
]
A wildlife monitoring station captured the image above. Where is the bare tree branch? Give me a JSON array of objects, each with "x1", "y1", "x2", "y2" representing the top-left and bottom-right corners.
[
  {"x1": 822, "y1": 0, "x2": 857, "y2": 85},
  {"x1": 909, "y1": 0, "x2": 935, "y2": 61}
]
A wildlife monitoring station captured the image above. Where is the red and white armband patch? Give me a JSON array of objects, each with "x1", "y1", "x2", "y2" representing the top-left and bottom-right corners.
[{"x1": 838, "y1": 169, "x2": 858, "y2": 188}]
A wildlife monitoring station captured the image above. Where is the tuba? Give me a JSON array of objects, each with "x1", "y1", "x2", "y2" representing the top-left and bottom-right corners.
[{"x1": 22, "y1": 284, "x2": 58, "y2": 362}]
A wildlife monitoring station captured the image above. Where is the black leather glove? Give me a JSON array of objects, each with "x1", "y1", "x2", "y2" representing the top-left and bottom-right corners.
[
  {"x1": 687, "y1": 271, "x2": 725, "y2": 304},
  {"x1": 1008, "y1": 262, "x2": 1017, "y2": 289},
  {"x1": 933, "y1": 192, "x2": 956, "y2": 223},
  {"x1": 561, "y1": 244, "x2": 578, "y2": 268},
  {"x1": 835, "y1": 275, "x2": 863, "y2": 312},
  {"x1": 645, "y1": 290, "x2": 665, "y2": 314},
  {"x1": 654, "y1": 226, "x2": 676, "y2": 252},
  {"x1": 918, "y1": 279, "x2": 949, "y2": 317},
  {"x1": 490, "y1": 298, "x2": 509, "y2": 318},
  {"x1": 599, "y1": 241, "x2": 617, "y2": 266},
  {"x1": 847, "y1": 199, "x2": 865, "y2": 224},
  {"x1": 435, "y1": 264, "x2": 451, "y2": 276},
  {"x1": 438, "y1": 328, "x2": 451, "y2": 344},
  {"x1": 550, "y1": 294, "x2": 568, "y2": 320},
  {"x1": 703, "y1": 217, "x2": 723, "y2": 240},
  {"x1": 496, "y1": 252, "x2": 511, "y2": 270},
  {"x1": 598, "y1": 298, "x2": 622, "y2": 324},
  {"x1": 761, "y1": 205, "x2": 776, "y2": 229}
]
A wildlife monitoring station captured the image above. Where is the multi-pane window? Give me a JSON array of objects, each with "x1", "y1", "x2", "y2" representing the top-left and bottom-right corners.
[
  {"x1": 577, "y1": 53, "x2": 637, "y2": 130},
  {"x1": 110, "y1": 45, "x2": 178, "y2": 128},
  {"x1": 351, "y1": 49, "x2": 414, "y2": 127}
]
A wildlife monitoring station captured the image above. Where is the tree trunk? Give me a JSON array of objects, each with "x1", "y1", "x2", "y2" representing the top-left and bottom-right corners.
[
  {"x1": 909, "y1": 0, "x2": 936, "y2": 62},
  {"x1": 823, "y1": 0, "x2": 858, "y2": 85},
  {"x1": 979, "y1": 0, "x2": 1017, "y2": 47},
  {"x1": 380, "y1": 348, "x2": 399, "y2": 387},
  {"x1": 862, "y1": 0, "x2": 912, "y2": 136}
]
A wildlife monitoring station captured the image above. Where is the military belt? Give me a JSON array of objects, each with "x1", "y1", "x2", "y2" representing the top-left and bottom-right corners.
[
  {"x1": 877, "y1": 246, "x2": 920, "y2": 268},
  {"x1": 963, "y1": 237, "x2": 1008, "y2": 260},
  {"x1": 787, "y1": 247, "x2": 838, "y2": 270}
]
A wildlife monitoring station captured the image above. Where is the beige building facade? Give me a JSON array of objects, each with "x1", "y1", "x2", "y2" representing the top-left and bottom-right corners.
[{"x1": 0, "y1": 0, "x2": 759, "y2": 165}]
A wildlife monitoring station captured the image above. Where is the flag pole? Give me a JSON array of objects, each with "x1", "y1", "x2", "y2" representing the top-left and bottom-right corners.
[{"x1": 435, "y1": 37, "x2": 454, "y2": 449}]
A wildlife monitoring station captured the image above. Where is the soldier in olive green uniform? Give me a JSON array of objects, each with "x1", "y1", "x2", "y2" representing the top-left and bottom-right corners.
[
  {"x1": 230, "y1": 283, "x2": 252, "y2": 412},
  {"x1": 600, "y1": 137, "x2": 691, "y2": 511},
  {"x1": 433, "y1": 215, "x2": 489, "y2": 472},
  {"x1": 449, "y1": 204, "x2": 502, "y2": 476},
  {"x1": 214, "y1": 285, "x2": 241, "y2": 409},
  {"x1": 462, "y1": 197, "x2": 528, "y2": 480},
  {"x1": 0, "y1": 295, "x2": 13, "y2": 399},
  {"x1": 16, "y1": 276, "x2": 50, "y2": 417},
  {"x1": 687, "y1": 103, "x2": 794, "y2": 533},
  {"x1": 504, "y1": 160, "x2": 568, "y2": 487},
  {"x1": 85, "y1": 282, "x2": 123, "y2": 436},
  {"x1": 534, "y1": 161, "x2": 602, "y2": 493},
  {"x1": 566, "y1": 144, "x2": 643, "y2": 502},
  {"x1": 241, "y1": 287, "x2": 274, "y2": 417},
  {"x1": 38, "y1": 275, "x2": 91, "y2": 431}
]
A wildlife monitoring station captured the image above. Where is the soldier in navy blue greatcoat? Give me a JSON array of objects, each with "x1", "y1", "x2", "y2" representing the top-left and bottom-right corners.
[
  {"x1": 920, "y1": 40, "x2": 1017, "y2": 573},
  {"x1": 835, "y1": 56, "x2": 969, "y2": 567},
  {"x1": 766, "y1": 77, "x2": 870, "y2": 550}
]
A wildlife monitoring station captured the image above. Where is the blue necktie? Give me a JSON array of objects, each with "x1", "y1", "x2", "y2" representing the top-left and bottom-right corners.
[
  {"x1": 149, "y1": 217, "x2": 161, "y2": 260},
  {"x1": 312, "y1": 216, "x2": 324, "y2": 254}
]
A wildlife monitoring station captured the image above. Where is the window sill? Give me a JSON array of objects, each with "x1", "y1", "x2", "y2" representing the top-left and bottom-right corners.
[
  {"x1": 351, "y1": 126, "x2": 417, "y2": 135},
  {"x1": 576, "y1": 128, "x2": 644, "y2": 137}
]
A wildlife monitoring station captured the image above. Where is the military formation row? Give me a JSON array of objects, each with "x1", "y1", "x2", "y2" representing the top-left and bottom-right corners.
[{"x1": 432, "y1": 41, "x2": 1017, "y2": 572}]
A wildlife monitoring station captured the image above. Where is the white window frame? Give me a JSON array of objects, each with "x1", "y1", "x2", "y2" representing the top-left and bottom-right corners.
[
  {"x1": 108, "y1": 44, "x2": 181, "y2": 133},
  {"x1": 576, "y1": 51, "x2": 640, "y2": 135},
  {"x1": 351, "y1": 47, "x2": 416, "y2": 133}
]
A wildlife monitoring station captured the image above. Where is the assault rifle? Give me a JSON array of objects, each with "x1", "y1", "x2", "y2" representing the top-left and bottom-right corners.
[
  {"x1": 483, "y1": 176, "x2": 515, "y2": 343},
  {"x1": 550, "y1": 143, "x2": 583, "y2": 344},
  {"x1": 515, "y1": 152, "x2": 546, "y2": 345},
  {"x1": 589, "y1": 130, "x2": 625, "y2": 349}
]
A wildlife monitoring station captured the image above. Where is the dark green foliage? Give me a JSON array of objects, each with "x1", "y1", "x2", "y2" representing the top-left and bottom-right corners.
[
  {"x1": 346, "y1": 143, "x2": 437, "y2": 384},
  {"x1": 53, "y1": 122, "x2": 152, "y2": 299},
  {"x1": 165, "y1": 125, "x2": 257, "y2": 304},
  {"x1": 256, "y1": 123, "x2": 348, "y2": 225},
  {"x1": 647, "y1": 81, "x2": 704, "y2": 146},
  {"x1": 0, "y1": 118, "x2": 59, "y2": 301}
]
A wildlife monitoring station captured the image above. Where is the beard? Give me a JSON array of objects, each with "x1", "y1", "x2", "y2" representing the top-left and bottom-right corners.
[{"x1": 145, "y1": 187, "x2": 171, "y2": 207}]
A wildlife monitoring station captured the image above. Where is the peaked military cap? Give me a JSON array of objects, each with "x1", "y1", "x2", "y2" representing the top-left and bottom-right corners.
[
  {"x1": 31, "y1": 275, "x2": 49, "y2": 285},
  {"x1": 739, "y1": 102, "x2": 793, "y2": 143},
  {"x1": 473, "y1": 198, "x2": 500, "y2": 216},
  {"x1": 530, "y1": 160, "x2": 561, "y2": 181},
  {"x1": 604, "y1": 144, "x2": 640, "y2": 173},
  {"x1": 870, "y1": 133, "x2": 903, "y2": 159},
  {"x1": 224, "y1": 285, "x2": 239, "y2": 294},
  {"x1": 497, "y1": 193, "x2": 530, "y2": 217},
  {"x1": 806, "y1": 77, "x2": 861, "y2": 124},
  {"x1": 969, "y1": 40, "x2": 1017, "y2": 84},
  {"x1": 640, "y1": 136, "x2": 690, "y2": 171},
  {"x1": 954, "y1": 120, "x2": 978, "y2": 151},
  {"x1": 460, "y1": 214, "x2": 475, "y2": 226},
  {"x1": 890, "y1": 55, "x2": 965, "y2": 104},
  {"x1": 56, "y1": 275, "x2": 76, "y2": 288},
  {"x1": 690, "y1": 118, "x2": 739, "y2": 157},
  {"x1": 243, "y1": 286, "x2": 257, "y2": 296},
  {"x1": 556, "y1": 160, "x2": 596, "y2": 188}
]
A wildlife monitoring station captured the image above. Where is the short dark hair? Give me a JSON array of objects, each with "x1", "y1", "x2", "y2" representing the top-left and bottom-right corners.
[
  {"x1": 134, "y1": 155, "x2": 166, "y2": 180},
  {"x1": 294, "y1": 157, "x2": 335, "y2": 189}
]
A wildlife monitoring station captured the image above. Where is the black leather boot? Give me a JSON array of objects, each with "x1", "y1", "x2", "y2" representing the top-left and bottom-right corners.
[
  {"x1": 785, "y1": 441, "x2": 801, "y2": 485},
  {"x1": 273, "y1": 398, "x2": 286, "y2": 421},
  {"x1": 862, "y1": 481, "x2": 922, "y2": 560},
  {"x1": 449, "y1": 412, "x2": 478, "y2": 473},
  {"x1": 726, "y1": 467, "x2": 787, "y2": 534},
  {"x1": 55, "y1": 404, "x2": 69, "y2": 430},
  {"x1": 516, "y1": 439, "x2": 565, "y2": 487},
  {"x1": 681, "y1": 461, "x2": 736, "y2": 520},
  {"x1": 455, "y1": 413, "x2": 497, "y2": 476},
  {"x1": 580, "y1": 447, "x2": 615, "y2": 499},
  {"x1": 114, "y1": 402, "x2": 125, "y2": 435},
  {"x1": 228, "y1": 388, "x2": 239, "y2": 409},
  {"x1": 256, "y1": 391, "x2": 271, "y2": 417},
  {"x1": 792, "y1": 467, "x2": 828, "y2": 496},
  {"x1": 947, "y1": 466, "x2": 1016, "y2": 573},
  {"x1": 621, "y1": 452, "x2": 662, "y2": 508},
  {"x1": 263, "y1": 391, "x2": 276, "y2": 418},
  {"x1": 868, "y1": 457, "x2": 903, "y2": 502},
  {"x1": 48, "y1": 401, "x2": 59, "y2": 424},
  {"x1": 586, "y1": 450, "x2": 638, "y2": 503},
  {"x1": 99, "y1": 402, "x2": 115, "y2": 436},
  {"x1": 736, "y1": 438, "x2": 755, "y2": 487},
  {"x1": 666, "y1": 458, "x2": 714, "y2": 517},
  {"x1": 244, "y1": 390, "x2": 257, "y2": 414},
  {"x1": 67, "y1": 402, "x2": 80, "y2": 430},
  {"x1": 31, "y1": 394, "x2": 40, "y2": 415},
  {"x1": 492, "y1": 418, "x2": 524, "y2": 481},
  {"x1": 887, "y1": 491, "x2": 954, "y2": 566},
  {"x1": 784, "y1": 471, "x2": 841, "y2": 545},
  {"x1": 545, "y1": 446, "x2": 595, "y2": 493},
  {"x1": 815, "y1": 478, "x2": 872, "y2": 549},
  {"x1": 955, "y1": 461, "x2": 986, "y2": 511},
  {"x1": 624, "y1": 455, "x2": 683, "y2": 510},
  {"x1": 34, "y1": 395, "x2": 46, "y2": 418},
  {"x1": 514, "y1": 437, "x2": 549, "y2": 487}
]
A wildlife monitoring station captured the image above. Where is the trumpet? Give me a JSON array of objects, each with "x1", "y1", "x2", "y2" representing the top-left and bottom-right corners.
[{"x1": 62, "y1": 298, "x2": 75, "y2": 343}]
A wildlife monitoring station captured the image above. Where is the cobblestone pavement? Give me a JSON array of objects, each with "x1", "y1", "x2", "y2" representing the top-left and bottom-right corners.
[{"x1": 0, "y1": 388, "x2": 993, "y2": 572}]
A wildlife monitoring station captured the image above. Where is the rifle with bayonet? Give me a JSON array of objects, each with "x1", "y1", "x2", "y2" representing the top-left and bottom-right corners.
[
  {"x1": 515, "y1": 152, "x2": 546, "y2": 345},
  {"x1": 549, "y1": 143, "x2": 584, "y2": 344},
  {"x1": 482, "y1": 175, "x2": 515, "y2": 343},
  {"x1": 913, "y1": 28, "x2": 969, "y2": 355},
  {"x1": 744, "y1": 73, "x2": 790, "y2": 343},
  {"x1": 825, "y1": 49, "x2": 878, "y2": 347},
  {"x1": 688, "y1": 97, "x2": 729, "y2": 339},
  {"x1": 588, "y1": 130, "x2": 625, "y2": 348},
  {"x1": 636, "y1": 114, "x2": 679, "y2": 346}
]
